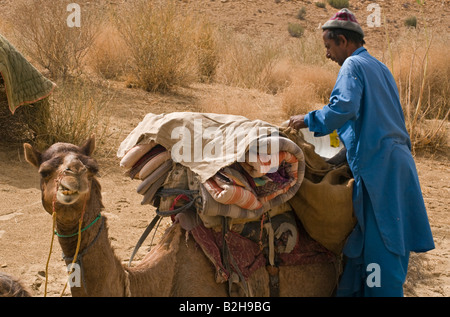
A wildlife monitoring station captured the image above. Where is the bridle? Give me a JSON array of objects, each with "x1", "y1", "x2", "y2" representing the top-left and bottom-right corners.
[{"x1": 44, "y1": 169, "x2": 102, "y2": 297}]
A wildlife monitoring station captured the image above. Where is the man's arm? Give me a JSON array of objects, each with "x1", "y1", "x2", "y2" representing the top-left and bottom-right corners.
[{"x1": 290, "y1": 60, "x2": 363, "y2": 137}]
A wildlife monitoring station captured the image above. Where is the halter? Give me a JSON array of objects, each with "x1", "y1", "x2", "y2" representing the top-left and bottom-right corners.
[{"x1": 44, "y1": 170, "x2": 97, "y2": 297}]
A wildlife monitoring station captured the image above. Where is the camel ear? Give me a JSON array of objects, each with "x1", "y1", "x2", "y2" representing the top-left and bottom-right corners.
[
  {"x1": 23, "y1": 143, "x2": 42, "y2": 168},
  {"x1": 81, "y1": 135, "x2": 95, "y2": 157}
]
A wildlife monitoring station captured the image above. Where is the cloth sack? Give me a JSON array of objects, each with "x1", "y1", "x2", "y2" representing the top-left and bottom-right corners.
[{"x1": 282, "y1": 127, "x2": 356, "y2": 255}]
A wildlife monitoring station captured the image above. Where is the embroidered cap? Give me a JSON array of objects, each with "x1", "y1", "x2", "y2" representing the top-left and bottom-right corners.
[{"x1": 322, "y1": 8, "x2": 364, "y2": 37}]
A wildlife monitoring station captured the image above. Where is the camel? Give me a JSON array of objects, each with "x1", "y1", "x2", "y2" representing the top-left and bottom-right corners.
[
  {"x1": 24, "y1": 136, "x2": 338, "y2": 297},
  {"x1": 0, "y1": 273, "x2": 31, "y2": 297}
]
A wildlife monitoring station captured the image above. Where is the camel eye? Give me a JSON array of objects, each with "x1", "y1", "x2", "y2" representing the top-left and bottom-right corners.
[
  {"x1": 38, "y1": 161, "x2": 57, "y2": 179},
  {"x1": 39, "y1": 168, "x2": 52, "y2": 179}
]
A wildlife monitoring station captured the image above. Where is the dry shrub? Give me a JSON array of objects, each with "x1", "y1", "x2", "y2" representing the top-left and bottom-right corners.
[
  {"x1": 284, "y1": 31, "x2": 331, "y2": 66},
  {"x1": 282, "y1": 81, "x2": 319, "y2": 117},
  {"x1": 0, "y1": 79, "x2": 110, "y2": 152},
  {"x1": 389, "y1": 29, "x2": 449, "y2": 152},
  {"x1": 88, "y1": 24, "x2": 130, "y2": 80},
  {"x1": 327, "y1": 0, "x2": 349, "y2": 9},
  {"x1": 113, "y1": 0, "x2": 214, "y2": 92},
  {"x1": 215, "y1": 32, "x2": 282, "y2": 93},
  {"x1": 193, "y1": 21, "x2": 220, "y2": 83},
  {"x1": 392, "y1": 29, "x2": 449, "y2": 121},
  {"x1": 9, "y1": 0, "x2": 104, "y2": 80},
  {"x1": 0, "y1": 86, "x2": 50, "y2": 147},
  {"x1": 197, "y1": 84, "x2": 282, "y2": 123},
  {"x1": 33, "y1": 79, "x2": 112, "y2": 152},
  {"x1": 281, "y1": 64, "x2": 337, "y2": 117}
]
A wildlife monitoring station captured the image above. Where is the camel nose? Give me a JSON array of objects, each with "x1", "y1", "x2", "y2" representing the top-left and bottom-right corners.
[{"x1": 64, "y1": 155, "x2": 87, "y2": 175}]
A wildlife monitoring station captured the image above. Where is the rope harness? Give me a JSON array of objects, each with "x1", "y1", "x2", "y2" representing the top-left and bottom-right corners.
[{"x1": 44, "y1": 171, "x2": 103, "y2": 297}]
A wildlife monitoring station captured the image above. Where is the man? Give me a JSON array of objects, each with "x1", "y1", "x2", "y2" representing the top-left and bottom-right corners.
[{"x1": 289, "y1": 9, "x2": 435, "y2": 296}]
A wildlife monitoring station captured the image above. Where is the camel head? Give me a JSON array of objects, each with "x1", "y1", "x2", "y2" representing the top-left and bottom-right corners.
[{"x1": 24, "y1": 136, "x2": 99, "y2": 224}]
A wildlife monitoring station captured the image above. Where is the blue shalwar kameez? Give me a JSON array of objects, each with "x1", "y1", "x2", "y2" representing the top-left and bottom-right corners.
[{"x1": 304, "y1": 47, "x2": 435, "y2": 296}]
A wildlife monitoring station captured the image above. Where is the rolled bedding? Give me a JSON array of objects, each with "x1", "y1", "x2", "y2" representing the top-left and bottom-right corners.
[{"x1": 118, "y1": 112, "x2": 305, "y2": 224}]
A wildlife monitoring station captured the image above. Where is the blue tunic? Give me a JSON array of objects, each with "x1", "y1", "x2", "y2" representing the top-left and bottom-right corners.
[{"x1": 304, "y1": 47, "x2": 434, "y2": 257}]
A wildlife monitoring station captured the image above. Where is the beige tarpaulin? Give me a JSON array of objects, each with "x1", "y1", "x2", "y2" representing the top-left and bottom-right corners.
[{"x1": 117, "y1": 112, "x2": 283, "y2": 183}]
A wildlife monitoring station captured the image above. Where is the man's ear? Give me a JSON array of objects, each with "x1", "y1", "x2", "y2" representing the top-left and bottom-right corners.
[
  {"x1": 338, "y1": 34, "x2": 347, "y2": 47},
  {"x1": 23, "y1": 143, "x2": 42, "y2": 168}
]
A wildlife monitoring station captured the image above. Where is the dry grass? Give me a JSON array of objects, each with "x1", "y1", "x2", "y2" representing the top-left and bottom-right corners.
[
  {"x1": 88, "y1": 25, "x2": 130, "y2": 80},
  {"x1": 215, "y1": 32, "x2": 282, "y2": 93},
  {"x1": 8, "y1": 0, "x2": 104, "y2": 80},
  {"x1": 113, "y1": 0, "x2": 215, "y2": 92},
  {"x1": 31, "y1": 79, "x2": 113, "y2": 152},
  {"x1": 389, "y1": 29, "x2": 449, "y2": 153},
  {"x1": 279, "y1": 32, "x2": 338, "y2": 117},
  {"x1": 281, "y1": 64, "x2": 337, "y2": 116}
]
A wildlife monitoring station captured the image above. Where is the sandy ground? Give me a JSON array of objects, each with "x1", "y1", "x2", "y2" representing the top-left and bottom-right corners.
[{"x1": 0, "y1": 0, "x2": 449, "y2": 297}]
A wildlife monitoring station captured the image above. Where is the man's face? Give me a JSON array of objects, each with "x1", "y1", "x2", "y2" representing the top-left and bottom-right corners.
[{"x1": 322, "y1": 30, "x2": 348, "y2": 66}]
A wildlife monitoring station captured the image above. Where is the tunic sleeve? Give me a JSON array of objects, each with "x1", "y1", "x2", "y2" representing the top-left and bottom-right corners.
[{"x1": 304, "y1": 59, "x2": 363, "y2": 137}]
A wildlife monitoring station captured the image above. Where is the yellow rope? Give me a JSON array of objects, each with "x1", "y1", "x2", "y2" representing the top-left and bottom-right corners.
[
  {"x1": 60, "y1": 197, "x2": 86, "y2": 297},
  {"x1": 45, "y1": 173, "x2": 87, "y2": 297},
  {"x1": 44, "y1": 211, "x2": 57, "y2": 297}
]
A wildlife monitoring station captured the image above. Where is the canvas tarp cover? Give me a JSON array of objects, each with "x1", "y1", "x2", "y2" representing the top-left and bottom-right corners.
[
  {"x1": 117, "y1": 112, "x2": 287, "y2": 183},
  {"x1": 0, "y1": 34, "x2": 55, "y2": 114}
]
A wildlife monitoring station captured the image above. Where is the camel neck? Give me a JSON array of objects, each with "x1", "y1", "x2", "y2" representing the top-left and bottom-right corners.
[{"x1": 58, "y1": 215, "x2": 128, "y2": 296}]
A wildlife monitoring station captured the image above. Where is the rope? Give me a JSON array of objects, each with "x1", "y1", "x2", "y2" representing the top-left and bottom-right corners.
[
  {"x1": 44, "y1": 212, "x2": 56, "y2": 297},
  {"x1": 54, "y1": 214, "x2": 101, "y2": 238},
  {"x1": 44, "y1": 171, "x2": 88, "y2": 297},
  {"x1": 44, "y1": 175, "x2": 62, "y2": 297},
  {"x1": 60, "y1": 210, "x2": 84, "y2": 297},
  {"x1": 61, "y1": 216, "x2": 105, "y2": 295}
]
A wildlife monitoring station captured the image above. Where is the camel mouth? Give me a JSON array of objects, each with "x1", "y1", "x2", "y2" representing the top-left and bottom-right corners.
[{"x1": 56, "y1": 184, "x2": 81, "y2": 204}]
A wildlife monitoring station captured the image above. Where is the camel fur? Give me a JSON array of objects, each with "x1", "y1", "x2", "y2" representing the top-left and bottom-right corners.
[
  {"x1": 24, "y1": 136, "x2": 338, "y2": 297},
  {"x1": 0, "y1": 272, "x2": 31, "y2": 297}
]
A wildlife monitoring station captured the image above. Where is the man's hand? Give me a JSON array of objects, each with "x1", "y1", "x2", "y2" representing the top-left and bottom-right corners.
[{"x1": 288, "y1": 114, "x2": 308, "y2": 130}]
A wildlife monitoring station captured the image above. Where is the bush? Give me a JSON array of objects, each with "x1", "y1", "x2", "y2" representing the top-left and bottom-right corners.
[
  {"x1": 389, "y1": 29, "x2": 449, "y2": 153},
  {"x1": 315, "y1": 2, "x2": 326, "y2": 8},
  {"x1": 288, "y1": 23, "x2": 305, "y2": 38},
  {"x1": 9, "y1": 0, "x2": 103, "y2": 80},
  {"x1": 297, "y1": 7, "x2": 307, "y2": 20},
  {"x1": 114, "y1": 0, "x2": 216, "y2": 92},
  {"x1": 35, "y1": 79, "x2": 111, "y2": 151},
  {"x1": 215, "y1": 33, "x2": 282, "y2": 93},
  {"x1": 327, "y1": 0, "x2": 349, "y2": 9},
  {"x1": 404, "y1": 16, "x2": 417, "y2": 28},
  {"x1": 88, "y1": 25, "x2": 129, "y2": 80}
]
